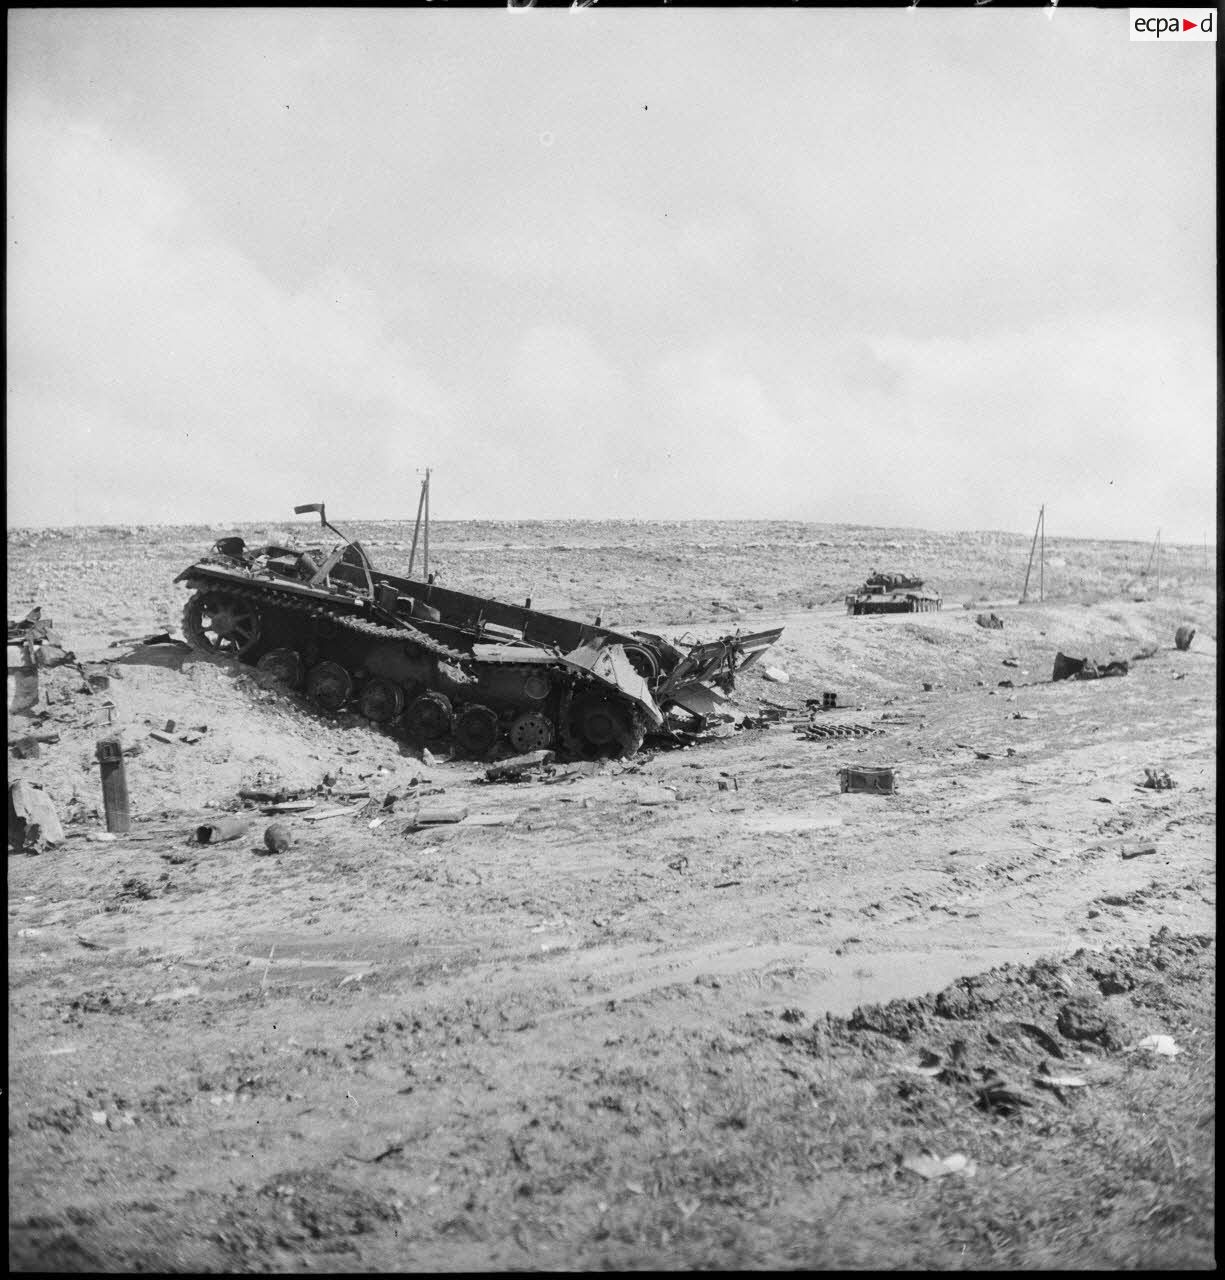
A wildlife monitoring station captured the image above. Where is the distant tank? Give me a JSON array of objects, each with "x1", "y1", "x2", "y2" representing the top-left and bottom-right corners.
[
  {"x1": 175, "y1": 502, "x2": 782, "y2": 760},
  {"x1": 846, "y1": 571, "x2": 942, "y2": 616}
]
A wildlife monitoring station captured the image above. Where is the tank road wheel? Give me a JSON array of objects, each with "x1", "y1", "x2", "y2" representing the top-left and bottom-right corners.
[
  {"x1": 454, "y1": 703, "x2": 500, "y2": 758},
  {"x1": 566, "y1": 695, "x2": 645, "y2": 760},
  {"x1": 305, "y1": 660, "x2": 353, "y2": 713},
  {"x1": 182, "y1": 591, "x2": 261, "y2": 658},
  {"x1": 404, "y1": 692, "x2": 453, "y2": 745},
  {"x1": 508, "y1": 711, "x2": 555, "y2": 754},
  {"x1": 358, "y1": 678, "x2": 405, "y2": 724},
  {"x1": 256, "y1": 648, "x2": 303, "y2": 689}
]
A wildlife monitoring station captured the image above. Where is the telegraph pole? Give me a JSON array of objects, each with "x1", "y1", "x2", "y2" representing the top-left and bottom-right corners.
[
  {"x1": 408, "y1": 468, "x2": 430, "y2": 579},
  {"x1": 1020, "y1": 504, "x2": 1044, "y2": 604}
]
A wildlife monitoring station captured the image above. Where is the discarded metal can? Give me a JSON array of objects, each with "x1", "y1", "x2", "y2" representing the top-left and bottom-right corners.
[
  {"x1": 195, "y1": 817, "x2": 251, "y2": 845},
  {"x1": 838, "y1": 766, "x2": 895, "y2": 795}
]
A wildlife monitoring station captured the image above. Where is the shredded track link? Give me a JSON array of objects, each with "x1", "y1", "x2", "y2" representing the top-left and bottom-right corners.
[
  {"x1": 794, "y1": 722, "x2": 883, "y2": 740},
  {"x1": 180, "y1": 577, "x2": 468, "y2": 664}
]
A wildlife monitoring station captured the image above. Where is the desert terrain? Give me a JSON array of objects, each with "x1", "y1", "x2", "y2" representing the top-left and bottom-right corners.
[{"x1": 7, "y1": 518, "x2": 1216, "y2": 1270}]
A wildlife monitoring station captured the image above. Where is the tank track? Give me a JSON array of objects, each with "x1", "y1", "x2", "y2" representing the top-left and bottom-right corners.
[
  {"x1": 179, "y1": 576, "x2": 468, "y2": 664},
  {"x1": 182, "y1": 575, "x2": 654, "y2": 758}
]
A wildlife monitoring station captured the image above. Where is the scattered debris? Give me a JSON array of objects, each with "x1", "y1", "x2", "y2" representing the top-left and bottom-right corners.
[
  {"x1": 194, "y1": 817, "x2": 251, "y2": 844},
  {"x1": 1120, "y1": 841, "x2": 1158, "y2": 860},
  {"x1": 1174, "y1": 625, "x2": 1195, "y2": 652},
  {"x1": 263, "y1": 823, "x2": 293, "y2": 854},
  {"x1": 838, "y1": 766, "x2": 895, "y2": 795},
  {"x1": 761, "y1": 665, "x2": 790, "y2": 684},
  {"x1": 795, "y1": 722, "x2": 882, "y2": 740},
  {"x1": 1002, "y1": 658, "x2": 1019, "y2": 668},
  {"x1": 485, "y1": 750, "x2": 556, "y2": 782},
  {"x1": 899, "y1": 1150, "x2": 976, "y2": 1180},
  {"x1": 975, "y1": 612, "x2": 1004, "y2": 629},
  {"x1": 1141, "y1": 768, "x2": 1175, "y2": 791},
  {"x1": 412, "y1": 805, "x2": 469, "y2": 826},
  {"x1": 302, "y1": 806, "x2": 358, "y2": 823},
  {"x1": 1051, "y1": 652, "x2": 1129, "y2": 682},
  {"x1": 1132, "y1": 1034, "x2": 1180, "y2": 1057},
  {"x1": 8, "y1": 780, "x2": 66, "y2": 852}
]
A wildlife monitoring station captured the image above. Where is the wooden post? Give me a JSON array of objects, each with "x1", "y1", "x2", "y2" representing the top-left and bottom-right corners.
[
  {"x1": 1020, "y1": 504, "x2": 1043, "y2": 603},
  {"x1": 95, "y1": 737, "x2": 130, "y2": 833},
  {"x1": 1039, "y1": 506, "x2": 1045, "y2": 603},
  {"x1": 1154, "y1": 530, "x2": 1161, "y2": 600}
]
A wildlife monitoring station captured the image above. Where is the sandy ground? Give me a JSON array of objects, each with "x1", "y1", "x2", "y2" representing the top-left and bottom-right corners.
[{"x1": 7, "y1": 521, "x2": 1216, "y2": 1270}]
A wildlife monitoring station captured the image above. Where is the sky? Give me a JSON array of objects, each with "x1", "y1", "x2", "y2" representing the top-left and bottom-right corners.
[{"x1": 6, "y1": 6, "x2": 1217, "y2": 541}]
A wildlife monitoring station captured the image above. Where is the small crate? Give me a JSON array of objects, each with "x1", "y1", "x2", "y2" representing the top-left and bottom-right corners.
[
  {"x1": 838, "y1": 766, "x2": 895, "y2": 795},
  {"x1": 822, "y1": 691, "x2": 838, "y2": 708}
]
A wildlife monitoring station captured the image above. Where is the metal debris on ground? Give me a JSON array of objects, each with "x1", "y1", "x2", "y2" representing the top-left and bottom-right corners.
[
  {"x1": 1052, "y1": 652, "x2": 1129, "y2": 681},
  {"x1": 195, "y1": 817, "x2": 251, "y2": 844},
  {"x1": 484, "y1": 750, "x2": 556, "y2": 782},
  {"x1": 412, "y1": 805, "x2": 469, "y2": 826},
  {"x1": 795, "y1": 722, "x2": 883, "y2": 740},
  {"x1": 263, "y1": 823, "x2": 293, "y2": 853},
  {"x1": 301, "y1": 806, "x2": 358, "y2": 823},
  {"x1": 838, "y1": 766, "x2": 895, "y2": 794},
  {"x1": 975, "y1": 612, "x2": 1004, "y2": 629},
  {"x1": 1141, "y1": 768, "x2": 1175, "y2": 790},
  {"x1": 1120, "y1": 841, "x2": 1158, "y2": 860}
]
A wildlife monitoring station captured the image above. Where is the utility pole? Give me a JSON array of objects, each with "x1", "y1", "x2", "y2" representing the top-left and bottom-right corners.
[
  {"x1": 1039, "y1": 505, "x2": 1045, "y2": 603},
  {"x1": 1020, "y1": 504, "x2": 1044, "y2": 604},
  {"x1": 1154, "y1": 529, "x2": 1160, "y2": 600},
  {"x1": 1142, "y1": 527, "x2": 1160, "y2": 578},
  {"x1": 423, "y1": 467, "x2": 430, "y2": 580}
]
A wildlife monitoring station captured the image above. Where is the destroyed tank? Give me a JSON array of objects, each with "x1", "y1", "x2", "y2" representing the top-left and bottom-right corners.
[
  {"x1": 845, "y1": 571, "x2": 942, "y2": 615},
  {"x1": 175, "y1": 504, "x2": 782, "y2": 760}
]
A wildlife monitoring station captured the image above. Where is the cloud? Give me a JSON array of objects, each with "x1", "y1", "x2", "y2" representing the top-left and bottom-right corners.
[{"x1": 6, "y1": 98, "x2": 450, "y2": 525}]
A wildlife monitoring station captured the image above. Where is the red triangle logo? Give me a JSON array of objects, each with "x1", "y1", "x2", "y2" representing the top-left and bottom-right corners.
[{"x1": 1182, "y1": 18, "x2": 1198, "y2": 31}]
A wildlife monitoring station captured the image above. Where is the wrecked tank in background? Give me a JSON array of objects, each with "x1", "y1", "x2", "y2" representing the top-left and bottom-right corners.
[
  {"x1": 175, "y1": 504, "x2": 782, "y2": 760},
  {"x1": 846, "y1": 571, "x2": 942, "y2": 616}
]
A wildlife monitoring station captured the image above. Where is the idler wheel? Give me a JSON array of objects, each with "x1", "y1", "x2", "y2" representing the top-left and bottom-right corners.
[
  {"x1": 358, "y1": 678, "x2": 405, "y2": 723},
  {"x1": 509, "y1": 711, "x2": 555, "y2": 753},
  {"x1": 453, "y1": 703, "x2": 500, "y2": 757},
  {"x1": 305, "y1": 660, "x2": 353, "y2": 713},
  {"x1": 256, "y1": 648, "x2": 303, "y2": 688},
  {"x1": 404, "y1": 691, "x2": 453, "y2": 744},
  {"x1": 182, "y1": 591, "x2": 262, "y2": 658}
]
